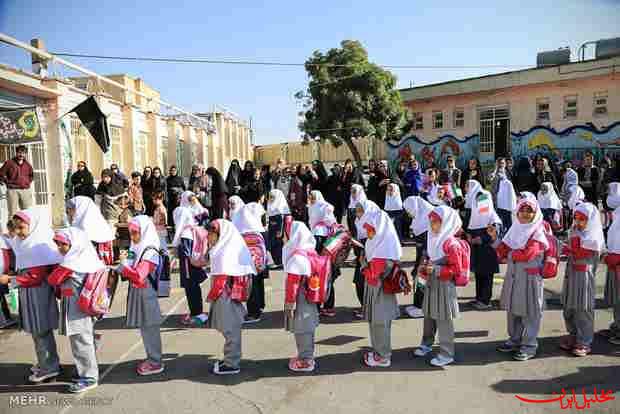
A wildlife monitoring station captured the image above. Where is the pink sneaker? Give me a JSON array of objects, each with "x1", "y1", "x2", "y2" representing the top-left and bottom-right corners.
[
  {"x1": 289, "y1": 358, "x2": 315, "y2": 372},
  {"x1": 180, "y1": 314, "x2": 192, "y2": 326},
  {"x1": 137, "y1": 361, "x2": 164, "y2": 376}
]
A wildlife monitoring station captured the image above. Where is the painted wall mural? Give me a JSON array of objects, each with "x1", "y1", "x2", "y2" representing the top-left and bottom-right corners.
[{"x1": 388, "y1": 121, "x2": 620, "y2": 171}]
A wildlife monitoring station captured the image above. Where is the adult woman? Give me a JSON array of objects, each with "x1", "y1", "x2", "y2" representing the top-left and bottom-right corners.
[
  {"x1": 460, "y1": 158, "x2": 485, "y2": 192},
  {"x1": 70, "y1": 161, "x2": 96, "y2": 199},
  {"x1": 309, "y1": 160, "x2": 329, "y2": 195},
  {"x1": 239, "y1": 161, "x2": 255, "y2": 190},
  {"x1": 205, "y1": 167, "x2": 229, "y2": 219},
  {"x1": 513, "y1": 157, "x2": 538, "y2": 194},
  {"x1": 166, "y1": 165, "x2": 186, "y2": 222},
  {"x1": 95, "y1": 169, "x2": 125, "y2": 226},
  {"x1": 287, "y1": 165, "x2": 308, "y2": 223},
  {"x1": 225, "y1": 159, "x2": 243, "y2": 197},
  {"x1": 141, "y1": 167, "x2": 154, "y2": 214}
]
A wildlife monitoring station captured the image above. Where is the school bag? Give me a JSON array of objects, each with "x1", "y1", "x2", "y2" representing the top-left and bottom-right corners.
[
  {"x1": 242, "y1": 233, "x2": 267, "y2": 274},
  {"x1": 541, "y1": 222, "x2": 560, "y2": 279},
  {"x1": 138, "y1": 246, "x2": 171, "y2": 297},
  {"x1": 187, "y1": 225, "x2": 210, "y2": 268},
  {"x1": 77, "y1": 268, "x2": 112, "y2": 316},
  {"x1": 292, "y1": 249, "x2": 332, "y2": 304},
  {"x1": 447, "y1": 238, "x2": 471, "y2": 287},
  {"x1": 230, "y1": 275, "x2": 253, "y2": 302},
  {"x1": 382, "y1": 263, "x2": 412, "y2": 294}
]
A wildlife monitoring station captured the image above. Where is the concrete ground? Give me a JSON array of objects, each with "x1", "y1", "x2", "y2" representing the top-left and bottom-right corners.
[{"x1": 0, "y1": 245, "x2": 619, "y2": 414}]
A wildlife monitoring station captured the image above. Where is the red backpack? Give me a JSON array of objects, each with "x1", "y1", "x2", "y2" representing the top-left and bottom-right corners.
[
  {"x1": 292, "y1": 249, "x2": 332, "y2": 304},
  {"x1": 188, "y1": 226, "x2": 210, "y2": 268},
  {"x1": 383, "y1": 263, "x2": 412, "y2": 294},
  {"x1": 541, "y1": 222, "x2": 560, "y2": 279},
  {"x1": 230, "y1": 276, "x2": 252, "y2": 302},
  {"x1": 78, "y1": 268, "x2": 112, "y2": 316},
  {"x1": 446, "y1": 238, "x2": 471, "y2": 287}
]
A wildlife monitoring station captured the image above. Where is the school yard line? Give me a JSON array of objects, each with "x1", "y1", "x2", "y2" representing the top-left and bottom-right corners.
[{"x1": 59, "y1": 294, "x2": 188, "y2": 414}]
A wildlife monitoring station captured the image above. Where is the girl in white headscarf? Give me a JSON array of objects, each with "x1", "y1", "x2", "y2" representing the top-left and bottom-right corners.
[
  {"x1": 489, "y1": 197, "x2": 550, "y2": 362},
  {"x1": 413, "y1": 206, "x2": 463, "y2": 367},
  {"x1": 49, "y1": 227, "x2": 104, "y2": 393},
  {"x1": 604, "y1": 182, "x2": 620, "y2": 235},
  {"x1": 358, "y1": 209, "x2": 402, "y2": 368},
  {"x1": 403, "y1": 196, "x2": 434, "y2": 319},
  {"x1": 463, "y1": 180, "x2": 482, "y2": 229},
  {"x1": 537, "y1": 182, "x2": 562, "y2": 231},
  {"x1": 560, "y1": 202, "x2": 604, "y2": 357},
  {"x1": 180, "y1": 190, "x2": 209, "y2": 226},
  {"x1": 206, "y1": 219, "x2": 256, "y2": 375},
  {"x1": 228, "y1": 195, "x2": 245, "y2": 222},
  {"x1": 117, "y1": 215, "x2": 164, "y2": 376},
  {"x1": 234, "y1": 203, "x2": 269, "y2": 323},
  {"x1": 66, "y1": 196, "x2": 116, "y2": 265},
  {"x1": 172, "y1": 207, "x2": 208, "y2": 326},
  {"x1": 496, "y1": 173, "x2": 517, "y2": 236},
  {"x1": 8, "y1": 207, "x2": 61, "y2": 383},
  {"x1": 267, "y1": 189, "x2": 291, "y2": 267},
  {"x1": 602, "y1": 206, "x2": 620, "y2": 344},
  {"x1": 283, "y1": 221, "x2": 320, "y2": 372},
  {"x1": 466, "y1": 185, "x2": 502, "y2": 311},
  {"x1": 347, "y1": 184, "x2": 367, "y2": 239},
  {"x1": 384, "y1": 183, "x2": 405, "y2": 240}
]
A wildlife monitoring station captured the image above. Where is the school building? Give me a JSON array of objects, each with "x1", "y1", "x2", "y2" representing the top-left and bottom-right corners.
[
  {"x1": 393, "y1": 42, "x2": 620, "y2": 171},
  {"x1": 0, "y1": 58, "x2": 252, "y2": 227}
]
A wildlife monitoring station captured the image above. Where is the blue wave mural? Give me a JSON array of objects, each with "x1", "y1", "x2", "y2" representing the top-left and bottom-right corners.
[{"x1": 388, "y1": 121, "x2": 620, "y2": 170}]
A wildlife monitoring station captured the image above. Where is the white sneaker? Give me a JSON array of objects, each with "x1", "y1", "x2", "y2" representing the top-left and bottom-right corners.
[
  {"x1": 364, "y1": 352, "x2": 391, "y2": 367},
  {"x1": 413, "y1": 345, "x2": 433, "y2": 357},
  {"x1": 430, "y1": 355, "x2": 454, "y2": 367},
  {"x1": 405, "y1": 306, "x2": 424, "y2": 319}
]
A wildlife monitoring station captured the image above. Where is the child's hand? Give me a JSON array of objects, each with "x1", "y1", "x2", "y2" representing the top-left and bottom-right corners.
[
  {"x1": 0, "y1": 274, "x2": 10, "y2": 285},
  {"x1": 486, "y1": 225, "x2": 497, "y2": 241}
]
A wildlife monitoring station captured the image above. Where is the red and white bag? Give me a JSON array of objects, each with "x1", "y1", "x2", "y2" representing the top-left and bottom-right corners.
[
  {"x1": 292, "y1": 249, "x2": 332, "y2": 304},
  {"x1": 447, "y1": 238, "x2": 471, "y2": 287},
  {"x1": 188, "y1": 226, "x2": 210, "y2": 268},
  {"x1": 77, "y1": 268, "x2": 112, "y2": 316}
]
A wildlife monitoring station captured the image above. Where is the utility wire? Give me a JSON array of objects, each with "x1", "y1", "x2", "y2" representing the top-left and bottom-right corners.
[{"x1": 50, "y1": 52, "x2": 529, "y2": 70}]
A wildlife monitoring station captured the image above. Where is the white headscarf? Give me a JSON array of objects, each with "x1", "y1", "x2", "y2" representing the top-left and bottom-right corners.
[
  {"x1": 468, "y1": 189, "x2": 502, "y2": 230},
  {"x1": 465, "y1": 180, "x2": 482, "y2": 209},
  {"x1": 501, "y1": 198, "x2": 549, "y2": 250},
  {"x1": 208, "y1": 219, "x2": 256, "y2": 276},
  {"x1": 497, "y1": 175, "x2": 517, "y2": 211},
  {"x1": 128, "y1": 215, "x2": 161, "y2": 262},
  {"x1": 54, "y1": 227, "x2": 105, "y2": 274},
  {"x1": 180, "y1": 190, "x2": 194, "y2": 208},
  {"x1": 563, "y1": 168, "x2": 578, "y2": 195},
  {"x1": 568, "y1": 186, "x2": 585, "y2": 211},
  {"x1": 267, "y1": 189, "x2": 291, "y2": 216},
  {"x1": 403, "y1": 196, "x2": 433, "y2": 236},
  {"x1": 427, "y1": 206, "x2": 462, "y2": 261},
  {"x1": 607, "y1": 182, "x2": 620, "y2": 210},
  {"x1": 180, "y1": 190, "x2": 207, "y2": 218},
  {"x1": 537, "y1": 182, "x2": 562, "y2": 211},
  {"x1": 68, "y1": 196, "x2": 115, "y2": 243},
  {"x1": 10, "y1": 207, "x2": 62, "y2": 270},
  {"x1": 607, "y1": 207, "x2": 620, "y2": 254},
  {"x1": 228, "y1": 195, "x2": 245, "y2": 220},
  {"x1": 384, "y1": 183, "x2": 403, "y2": 211},
  {"x1": 573, "y1": 202, "x2": 605, "y2": 252},
  {"x1": 233, "y1": 202, "x2": 265, "y2": 234},
  {"x1": 283, "y1": 221, "x2": 316, "y2": 276},
  {"x1": 427, "y1": 184, "x2": 447, "y2": 206},
  {"x1": 359, "y1": 210, "x2": 402, "y2": 261},
  {"x1": 309, "y1": 200, "x2": 336, "y2": 236},
  {"x1": 172, "y1": 206, "x2": 197, "y2": 247},
  {"x1": 348, "y1": 184, "x2": 367, "y2": 209},
  {"x1": 354, "y1": 199, "x2": 381, "y2": 239},
  {"x1": 309, "y1": 190, "x2": 325, "y2": 203}
]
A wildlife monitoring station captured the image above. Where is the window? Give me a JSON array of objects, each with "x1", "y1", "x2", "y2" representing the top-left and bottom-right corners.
[
  {"x1": 432, "y1": 111, "x2": 443, "y2": 129},
  {"x1": 134, "y1": 132, "x2": 148, "y2": 172},
  {"x1": 536, "y1": 98, "x2": 550, "y2": 121},
  {"x1": 161, "y1": 137, "x2": 169, "y2": 173},
  {"x1": 412, "y1": 112, "x2": 423, "y2": 130},
  {"x1": 453, "y1": 108, "x2": 464, "y2": 128},
  {"x1": 70, "y1": 117, "x2": 87, "y2": 167},
  {"x1": 106, "y1": 126, "x2": 122, "y2": 170},
  {"x1": 594, "y1": 91, "x2": 608, "y2": 116},
  {"x1": 564, "y1": 95, "x2": 578, "y2": 119}
]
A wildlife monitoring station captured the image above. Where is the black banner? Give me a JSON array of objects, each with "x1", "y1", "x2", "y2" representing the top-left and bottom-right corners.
[
  {"x1": 70, "y1": 96, "x2": 110, "y2": 153},
  {"x1": 0, "y1": 107, "x2": 42, "y2": 144}
]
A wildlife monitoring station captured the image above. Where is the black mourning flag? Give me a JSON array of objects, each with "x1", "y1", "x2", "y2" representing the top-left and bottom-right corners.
[{"x1": 70, "y1": 96, "x2": 110, "y2": 153}]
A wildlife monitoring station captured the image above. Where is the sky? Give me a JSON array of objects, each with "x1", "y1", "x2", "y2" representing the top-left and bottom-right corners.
[{"x1": 0, "y1": 0, "x2": 619, "y2": 145}]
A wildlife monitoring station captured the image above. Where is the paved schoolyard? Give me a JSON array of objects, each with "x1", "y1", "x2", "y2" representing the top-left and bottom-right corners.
[{"x1": 0, "y1": 245, "x2": 619, "y2": 414}]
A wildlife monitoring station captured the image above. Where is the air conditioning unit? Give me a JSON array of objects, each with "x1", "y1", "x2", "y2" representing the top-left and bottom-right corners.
[{"x1": 536, "y1": 48, "x2": 571, "y2": 68}]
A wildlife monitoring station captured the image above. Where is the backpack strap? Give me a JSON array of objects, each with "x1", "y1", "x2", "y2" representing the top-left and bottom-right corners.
[{"x1": 137, "y1": 246, "x2": 161, "y2": 292}]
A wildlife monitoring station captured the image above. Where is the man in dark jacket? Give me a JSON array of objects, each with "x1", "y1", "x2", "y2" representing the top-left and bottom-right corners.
[
  {"x1": 0, "y1": 145, "x2": 34, "y2": 217},
  {"x1": 577, "y1": 151, "x2": 600, "y2": 204},
  {"x1": 533, "y1": 156, "x2": 558, "y2": 195}
]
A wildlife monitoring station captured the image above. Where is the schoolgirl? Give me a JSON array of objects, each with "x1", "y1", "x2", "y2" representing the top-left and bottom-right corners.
[
  {"x1": 384, "y1": 183, "x2": 405, "y2": 240},
  {"x1": 463, "y1": 180, "x2": 482, "y2": 230},
  {"x1": 359, "y1": 209, "x2": 402, "y2": 367},
  {"x1": 413, "y1": 206, "x2": 463, "y2": 367},
  {"x1": 180, "y1": 191, "x2": 209, "y2": 227},
  {"x1": 537, "y1": 182, "x2": 562, "y2": 232},
  {"x1": 490, "y1": 197, "x2": 550, "y2": 361},
  {"x1": 495, "y1": 173, "x2": 517, "y2": 236},
  {"x1": 604, "y1": 182, "x2": 620, "y2": 238},
  {"x1": 66, "y1": 196, "x2": 115, "y2": 265},
  {"x1": 206, "y1": 219, "x2": 256, "y2": 375},
  {"x1": 117, "y1": 216, "x2": 165, "y2": 375},
  {"x1": 560, "y1": 202, "x2": 604, "y2": 356},
  {"x1": 49, "y1": 228, "x2": 103, "y2": 393},
  {"x1": 403, "y1": 196, "x2": 434, "y2": 319},
  {"x1": 602, "y1": 206, "x2": 620, "y2": 344},
  {"x1": 283, "y1": 221, "x2": 320, "y2": 372},
  {"x1": 172, "y1": 206, "x2": 208, "y2": 326},
  {"x1": 228, "y1": 195, "x2": 245, "y2": 222},
  {"x1": 267, "y1": 189, "x2": 291, "y2": 267},
  {"x1": 347, "y1": 184, "x2": 367, "y2": 240}
]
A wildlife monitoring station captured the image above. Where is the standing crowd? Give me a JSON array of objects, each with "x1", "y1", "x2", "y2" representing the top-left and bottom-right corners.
[{"x1": 0, "y1": 150, "x2": 619, "y2": 392}]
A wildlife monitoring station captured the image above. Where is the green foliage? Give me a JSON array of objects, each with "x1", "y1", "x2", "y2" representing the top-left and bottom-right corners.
[{"x1": 296, "y1": 40, "x2": 410, "y2": 164}]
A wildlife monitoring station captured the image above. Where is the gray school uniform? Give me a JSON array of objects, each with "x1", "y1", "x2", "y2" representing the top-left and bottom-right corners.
[
  {"x1": 604, "y1": 264, "x2": 620, "y2": 335},
  {"x1": 59, "y1": 271, "x2": 98, "y2": 381},
  {"x1": 125, "y1": 252, "x2": 163, "y2": 364},
  {"x1": 284, "y1": 279, "x2": 319, "y2": 360},
  {"x1": 18, "y1": 274, "x2": 60, "y2": 373},
  {"x1": 499, "y1": 250, "x2": 545, "y2": 355},
  {"x1": 207, "y1": 281, "x2": 247, "y2": 369},
  {"x1": 561, "y1": 240, "x2": 598, "y2": 347},
  {"x1": 421, "y1": 257, "x2": 460, "y2": 358},
  {"x1": 364, "y1": 260, "x2": 400, "y2": 359}
]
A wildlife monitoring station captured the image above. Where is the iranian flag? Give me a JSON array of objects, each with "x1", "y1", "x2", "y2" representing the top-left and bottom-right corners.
[{"x1": 477, "y1": 193, "x2": 491, "y2": 214}]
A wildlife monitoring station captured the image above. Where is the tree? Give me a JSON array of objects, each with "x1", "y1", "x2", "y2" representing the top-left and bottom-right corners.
[{"x1": 296, "y1": 40, "x2": 410, "y2": 167}]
